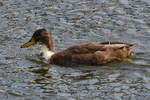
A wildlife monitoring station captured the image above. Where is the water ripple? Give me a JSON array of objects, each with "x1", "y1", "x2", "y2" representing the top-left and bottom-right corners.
[{"x1": 0, "y1": 0, "x2": 150, "y2": 100}]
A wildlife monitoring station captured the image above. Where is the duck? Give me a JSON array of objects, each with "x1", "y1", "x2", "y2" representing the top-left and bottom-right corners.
[{"x1": 21, "y1": 28, "x2": 137, "y2": 66}]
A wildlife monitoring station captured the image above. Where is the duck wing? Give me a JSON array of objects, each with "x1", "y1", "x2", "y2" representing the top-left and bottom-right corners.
[
  {"x1": 66, "y1": 42, "x2": 105, "y2": 54},
  {"x1": 66, "y1": 42, "x2": 137, "y2": 54},
  {"x1": 101, "y1": 42, "x2": 137, "y2": 49}
]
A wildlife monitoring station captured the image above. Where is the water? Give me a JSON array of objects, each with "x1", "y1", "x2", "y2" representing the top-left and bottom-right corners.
[{"x1": 0, "y1": 0, "x2": 150, "y2": 99}]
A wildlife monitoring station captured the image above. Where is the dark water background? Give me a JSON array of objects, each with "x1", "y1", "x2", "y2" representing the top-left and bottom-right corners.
[{"x1": 0, "y1": 0, "x2": 150, "y2": 100}]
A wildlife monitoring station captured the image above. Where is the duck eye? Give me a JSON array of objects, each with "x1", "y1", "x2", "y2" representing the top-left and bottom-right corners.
[{"x1": 40, "y1": 52, "x2": 43, "y2": 56}]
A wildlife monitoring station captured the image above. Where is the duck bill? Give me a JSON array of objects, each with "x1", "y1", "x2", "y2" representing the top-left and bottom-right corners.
[{"x1": 21, "y1": 38, "x2": 36, "y2": 48}]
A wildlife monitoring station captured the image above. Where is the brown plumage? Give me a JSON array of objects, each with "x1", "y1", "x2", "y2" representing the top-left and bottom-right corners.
[{"x1": 21, "y1": 29, "x2": 138, "y2": 66}]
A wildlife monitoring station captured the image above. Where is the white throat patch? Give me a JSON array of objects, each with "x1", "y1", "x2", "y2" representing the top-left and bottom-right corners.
[{"x1": 40, "y1": 45, "x2": 54, "y2": 60}]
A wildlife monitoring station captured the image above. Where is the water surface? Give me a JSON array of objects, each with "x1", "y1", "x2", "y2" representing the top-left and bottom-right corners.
[{"x1": 0, "y1": 0, "x2": 150, "y2": 99}]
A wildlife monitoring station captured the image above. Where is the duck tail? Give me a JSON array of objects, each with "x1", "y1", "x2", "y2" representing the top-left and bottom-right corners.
[{"x1": 129, "y1": 43, "x2": 138, "y2": 49}]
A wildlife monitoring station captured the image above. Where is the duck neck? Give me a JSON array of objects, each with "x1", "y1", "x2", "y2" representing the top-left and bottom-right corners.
[
  {"x1": 47, "y1": 37, "x2": 54, "y2": 52},
  {"x1": 41, "y1": 44, "x2": 55, "y2": 60}
]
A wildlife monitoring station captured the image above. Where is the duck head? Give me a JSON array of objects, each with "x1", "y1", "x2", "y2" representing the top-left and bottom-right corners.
[{"x1": 21, "y1": 29, "x2": 54, "y2": 52}]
